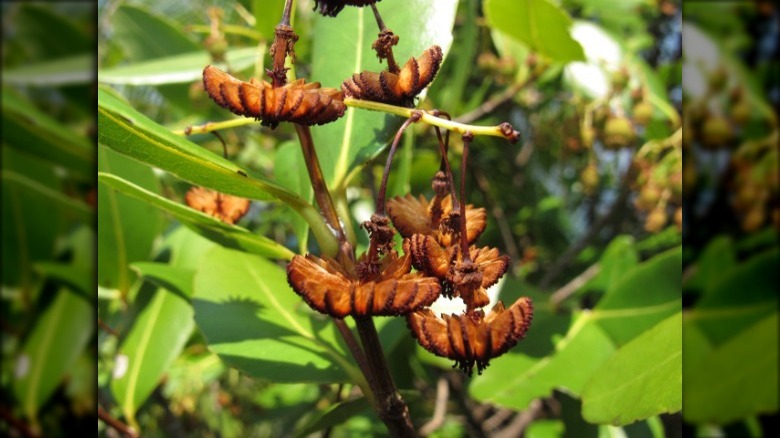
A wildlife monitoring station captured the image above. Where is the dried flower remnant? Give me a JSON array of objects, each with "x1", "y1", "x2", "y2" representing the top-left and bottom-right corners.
[
  {"x1": 405, "y1": 234, "x2": 509, "y2": 310},
  {"x1": 313, "y1": 0, "x2": 381, "y2": 17},
  {"x1": 407, "y1": 297, "x2": 534, "y2": 376},
  {"x1": 342, "y1": 45, "x2": 444, "y2": 107},
  {"x1": 185, "y1": 187, "x2": 250, "y2": 225},
  {"x1": 203, "y1": 66, "x2": 346, "y2": 128},
  {"x1": 286, "y1": 250, "x2": 441, "y2": 319}
]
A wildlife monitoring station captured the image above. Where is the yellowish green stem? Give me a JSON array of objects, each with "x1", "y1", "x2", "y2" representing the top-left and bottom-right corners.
[{"x1": 187, "y1": 24, "x2": 262, "y2": 40}]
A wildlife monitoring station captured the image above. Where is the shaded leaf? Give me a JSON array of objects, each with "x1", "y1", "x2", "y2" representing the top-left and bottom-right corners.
[
  {"x1": 131, "y1": 262, "x2": 194, "y2": 300},
  {"x1": 1, "y1": 169, "x2": 91, "y2": 224},
  {"x1": 193, "y1": 246, "x2": 359, "y2": 384},
  {"x1": 683, "y1": 313, "x2": 778, "y2": 424},
  {"x1": 583, "y1": 235, "x2": 638, "y2": 292},
  {"x1": 111, "y1": 5, "x2": 200, "y2": 61},
  {"x1": 98, "y1": 173, "x2": 294, "y2": 261},
  {"x1": 274, "y1": 141, "x2": 313, "y2": 254},
  {"x1": 582, "y1": 312, "x2": 682, "y2": 425}
]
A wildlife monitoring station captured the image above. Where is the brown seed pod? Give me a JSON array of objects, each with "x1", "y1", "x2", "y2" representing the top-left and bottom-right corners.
[
  {"x1": 202, "y1": 65, "x2": 346, "y2": 128},
  {"x1": 342, "y1": 45, "x2": 444, "y2": 107},
  {"x1": 185, "y1": 187, "x2": 250, "y2": 225},
  {"x1": 407, "y1": 297, "x2": 534, "y2": 376},
  {"x1": 286, "y1": 251, "x2": 441, "y2": 319},
  {"x1": 405, "y1": 234, "x2": 509, "y2": 310},
  {"x1": 387, "y1": 193, "x2": 486, "y2": 247},
  {"x1": 313, "y1": 0, "x2": 381, "y2": 17}
]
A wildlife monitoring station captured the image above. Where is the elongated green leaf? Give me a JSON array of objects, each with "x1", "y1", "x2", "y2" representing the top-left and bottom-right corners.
[
  {"x1": 1, "y1": 170, "x2": 92, "y2": 223},
  {"x1": 582, "y1": 312, "x2": 682, "y2": 425},
  {"x1": 12, "y1": 288, "x2": 93, "y2": 423},
  {"x1": 274, "y1": 141, "x2": 312, "y2": 253},
  {"x1": 11, "y1": 3, "x2": 92, "y2": 60},
  {"x1": 193, "y1": 246, "x2": 358, "y2": 384},
  {"x1": 594, "y1": 247, "x2": 682, "y2": 346},
  {"x1": 1, "y1": 148, "x2": 62, "y2": 291},
  {"x1": 98, "y1": 47, "x2": 259, "y2": 85},
  {"x1": 98, "y1": 145, "x2": 162, "y2": 295},
  {"x1": 111, "y1": 5, "x2": 200, "y2": 61},
  {"x1": 485, "y1": 0, "x2": 585, "y2": 63},
  {"x1": 687, "y1": 247, "x2": 778, "y2": 345},
  {"x1": 99, "y1": 173, "x2": 294, "y2": 261},
  {"x1": 97, "y1": 85, "x2": 338, "y2": 255},
  {"x1": 98, "y1": 85, "x2": 300, "y2": 204},
  {"x1": 3, "y1": 54, "x2": 92, "y2": 86},
  {"x1": 683, "y1": 313, "x2": 778, "y2": 424},
  {"x1": 310, "y1": 0, "x2": 458, "y2": 190},
  {"x1": 111, "y1": 280, "x2": 195, "y2": 423},
  {"x1": 2, "y1": 86, "x2": 92, "y2": 179}
]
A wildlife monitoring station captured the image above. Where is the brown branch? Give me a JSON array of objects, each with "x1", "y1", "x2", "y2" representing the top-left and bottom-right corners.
[
  {"x1": 98, "y1": 406, "x2": 138, "y2": 438},
  {"x1": 419, "y1": 377, "x2": 450, "y2": 436},
  {"x1": 472, "y1": 168, "x2": 520, "y2": 263},
  {"x1": 0, "y1": 405, "x2": 39, "y2": 438},
  {"x1": 98, "y1": 318, "x2": 119, "y2": 337},
  {"x1": 454, "y1": 68, "x2": 540, "y2": 124},
  {"x1": 446, "y1": 372, "x2": 488, "y2": 438},
  {"x1": 493, "y1": 399, "x2": 544, "y2": 438},
  {"x1": 549, "y1": 263, "x2": 601, "y2": 308}
]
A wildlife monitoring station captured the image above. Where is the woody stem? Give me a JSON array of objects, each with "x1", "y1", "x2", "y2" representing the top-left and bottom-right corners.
[
  {"x1": 376, "y1": 113, "x2": 420, "y2": 216},
  {"x1": 354, "y1": 317, "x2": 416, "y2": 436},
  {"x1": 460, "y1": 132, "x2": 474, "y2": 261},
  {"x1": 294, "y1": 124, "x2": 352, "y2": 262},
  {"x1": 432, "y1": 110, "x2": 459, "y2": 212}
]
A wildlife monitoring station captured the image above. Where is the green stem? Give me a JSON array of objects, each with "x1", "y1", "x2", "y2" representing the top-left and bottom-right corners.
[{"x1": 345, "y1": 98, "x2": 520, "y2": 142}]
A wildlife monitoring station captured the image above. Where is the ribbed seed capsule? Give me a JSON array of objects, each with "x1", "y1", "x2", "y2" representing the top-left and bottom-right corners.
[
  {"x1": 387, "y1": 193, "x2": 487, "y2": 247},
  {"x1": 203, "y1": 65, "x2": 346, "y2": 128},
  {"x1": 286, "y1": 252, "x2": 441, "y2": 319},
  {"x1": 407, "y1": 297, "x2": 534, "y2": 376},
  {"x1": 342, "y1": 45, "x2": 444, "y2": 107}
]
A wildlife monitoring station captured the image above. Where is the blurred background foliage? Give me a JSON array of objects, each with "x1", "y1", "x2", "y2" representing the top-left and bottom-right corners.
[{"x1": 0, "y1": 0, "x2": 777, "y2": 437}]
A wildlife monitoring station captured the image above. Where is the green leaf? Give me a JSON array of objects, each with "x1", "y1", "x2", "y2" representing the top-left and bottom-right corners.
[
  {"x1": 2, "y1": 86, "x2": 93, "y2": 180},
  {"x1": 309, "y1": 0, "x2": 458, "y2": 190},
  {"x1": 683, "y1": 235, "x2": 736, "y2": 294},
  {"x1": 294, "y1": 397, "x2": 371, "y2": 438},
  {"x1": 97, "y1": 145, "x2": 163, "y2": 295},
  {"x1": 593, "y1": 247, "x2": 682, "y2": 346},
  {"x1": 97, "y1": 85, "x2": 337, "y2": 255},
  {"x1": 98, "y1": 173, "x2": 294, "y2": 261},
  {"x1": 131, "y1": 262, "x2": 194, "y2": 300},
  {"x1": 3, "y1": 54, "x2": 92, "y2": 86},
  {"x1": 274, "y1": 141, "x2": 313, "y2": 254},
  {"x1": 485, "y1": 0, "x2": 585, "y2": 63},
  {"x1": 111, "y1": 5, "x2": 200, "y2": 61},
  {"x1": 98, "y1": 47, "x2": 260, "y2": 85},
  {"x1": 683, "y1": 313, "x2": 778, "y2": 424},
  {"x1": 253, "y1": 0, "x2": 285, "y2": 40},
  {"x1": 687, "y1": 247, "x2": 778, "y2": 345},
  {"x1": 33, "y1": 262, "x2": 91, "y2": 299},
  {"x1": 584, "y1": 235, "x2": 638, "y2": 292},
  {"x1": 12, "y1": 288, "x2": 93, "y2": 424},
  {"x1": 192, "y1": 246, "x2": 358, "y2": 384},
  {"x1": 470, "y1": 311, "x2": 616, "y2": 411},
  {"x1": 1, "y1": 169, "x2": 92, "y2": 224},
  {"x1": 111, "y1": 281, "x2": 195, "y2": 423},
  {"x1": 1, "y1": 148, "x2": 62, "y2": 291},
  {"x1": 581, "y1": 312, "x2": 682, "y2": 425}
]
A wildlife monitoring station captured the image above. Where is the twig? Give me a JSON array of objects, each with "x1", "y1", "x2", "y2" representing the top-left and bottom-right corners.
[
  {"x1": 549, "y1": 263, "x2": 601, "y2": 308},
  {"x1": 333, "y1": 319, "x2": 376, "y2": 407},
  {"x1": 472, "y1": 168, "x2": 520, "y2": 263},
  {"x1": 539, "y1": 179, "x2": 632, "y2": 289},
  {"x1": 494, "y1": 399, "x2": 543, "y2": 438},
  {"x1": 98, "y1": 318, "x2": 119, "y2": 337},
  {"x1": 98, "y1": 406, "x2": 138, "y2": 438},
  {"x1": 419, "y1": 377, "x2": 450, "y2": 436},
  {"x1": 482, "y1": 408, "x2": 515, "y2": 432},
  {"x1": 446, "y1": 372, "x2": 488, "y2": 438},
  {"x1": 454, "y1": 66, "x2": 541, "y2": 124}
]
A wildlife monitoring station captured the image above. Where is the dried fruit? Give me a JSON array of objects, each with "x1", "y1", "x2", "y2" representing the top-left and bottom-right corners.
[
  {"x1": 342, "y1": 45, "x2": 443, "y2": 107},
  {"x1": 387, "y1": 193, "x2": 486, "y2": 248},
  {"x1": 185, "y1": 187, "x2": 250, "y2": 225},
  {"x1": 286, "y1": 251, "x2": 441, "y2": 318},
  {"x1": 203, "y1": 65, "x2": 346, "y2": 128},
  {"x1": 407, "y1": 297, "x2": 534, "y2": 376},
  {"x1": 700, "y1": 116, "x2": 733, "y2": 149}
]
